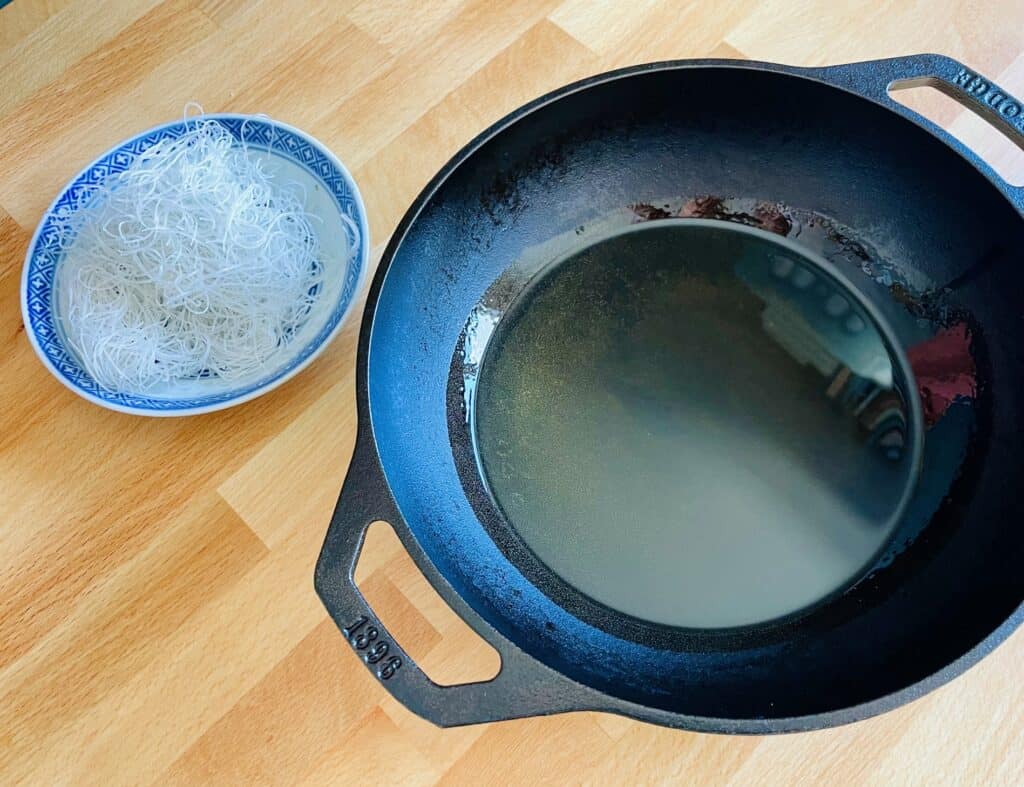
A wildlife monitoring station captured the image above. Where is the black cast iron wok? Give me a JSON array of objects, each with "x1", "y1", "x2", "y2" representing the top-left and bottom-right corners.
[{"x1": 315, "y1": 55, "x2": 1024, "y2": 733}]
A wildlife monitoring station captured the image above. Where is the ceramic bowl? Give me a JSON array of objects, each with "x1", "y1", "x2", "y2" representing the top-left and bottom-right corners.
[{"x1": 21, "y1": 114, "x2": 369, "y2": 416}]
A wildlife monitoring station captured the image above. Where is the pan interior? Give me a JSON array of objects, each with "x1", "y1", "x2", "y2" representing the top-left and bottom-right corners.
[{"x1": 473, "y1": 221, "x2": 921, "y2": 629}]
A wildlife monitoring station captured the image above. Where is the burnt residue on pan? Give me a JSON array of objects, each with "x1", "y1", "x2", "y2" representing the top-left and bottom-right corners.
[
  {"x1": 630, "y1": 196, "x2": 793, "y2": 236},
  {"x1": 628, "y1": 202, "x2": 674, "y2": 221},
  {"x1": 682, "y1": 196, "x2": 794, "y2": 237},
  {"x1": 633, "y1": 196, "x2": 899, "y2": 291},
  {"x1": 908, "y1": 322, "x2": 978, "y2": 427}
]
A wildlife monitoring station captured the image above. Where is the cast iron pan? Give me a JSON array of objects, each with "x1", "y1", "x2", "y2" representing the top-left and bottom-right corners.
[{"x1": 315, "y1": 55, "x2": 1024, "y2": 733}]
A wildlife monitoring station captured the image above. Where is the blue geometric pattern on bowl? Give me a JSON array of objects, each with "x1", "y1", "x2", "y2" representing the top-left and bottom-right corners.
[{"x1": 24, "y1": 116, "x2": 365, "y2": 412}]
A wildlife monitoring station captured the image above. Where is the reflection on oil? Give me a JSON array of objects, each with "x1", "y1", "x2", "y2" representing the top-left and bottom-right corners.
[
  {"x1": 733, "y1": 251, "x2": 908, "y2": 465},
  {"x1": 471, "y1": 220, "x2": 921, "y2": 629}
]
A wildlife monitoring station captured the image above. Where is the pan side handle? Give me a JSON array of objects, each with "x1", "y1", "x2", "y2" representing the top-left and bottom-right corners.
[{"x1": 314, "y1": 429, "x2": 596, "y2": 727}]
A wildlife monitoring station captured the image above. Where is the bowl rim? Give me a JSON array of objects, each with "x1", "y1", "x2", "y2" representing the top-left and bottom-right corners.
[{"x1": 20, "y1": 112, "x2": 370, "y2": 417}]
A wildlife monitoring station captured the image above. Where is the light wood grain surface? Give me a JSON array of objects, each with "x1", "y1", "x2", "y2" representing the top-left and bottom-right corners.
[{"x1": 3, "y1": 1, "x2": 1024, "y2": 784}]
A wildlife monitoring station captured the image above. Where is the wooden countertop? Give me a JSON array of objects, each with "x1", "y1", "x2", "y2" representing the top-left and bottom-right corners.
[{"x1": 2, "y1": 1, "x2": 1023, "y2": 783}]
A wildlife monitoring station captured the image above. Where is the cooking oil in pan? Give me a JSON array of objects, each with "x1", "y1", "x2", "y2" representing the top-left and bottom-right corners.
[{"x1": 473, "y1": 220, "x2": 921, "y2": 629}]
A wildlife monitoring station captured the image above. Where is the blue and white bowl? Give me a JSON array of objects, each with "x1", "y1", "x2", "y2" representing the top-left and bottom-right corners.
[{"x1": 21, "y1": 114, "x2": 369, "y2": 416}]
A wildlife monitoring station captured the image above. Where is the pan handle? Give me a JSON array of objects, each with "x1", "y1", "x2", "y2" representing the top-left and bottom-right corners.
[
  {"x1": 314, "y1": 431, "x2": 594, "y2": 727},
  {"x1": 812, "y1": 54, "x2": 1024, "y2": 206}
]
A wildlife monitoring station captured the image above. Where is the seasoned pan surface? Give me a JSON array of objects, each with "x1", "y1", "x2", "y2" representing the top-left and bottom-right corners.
[{"x1": 317, "y1": 56, "x2": 1024, "y2": 732}]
